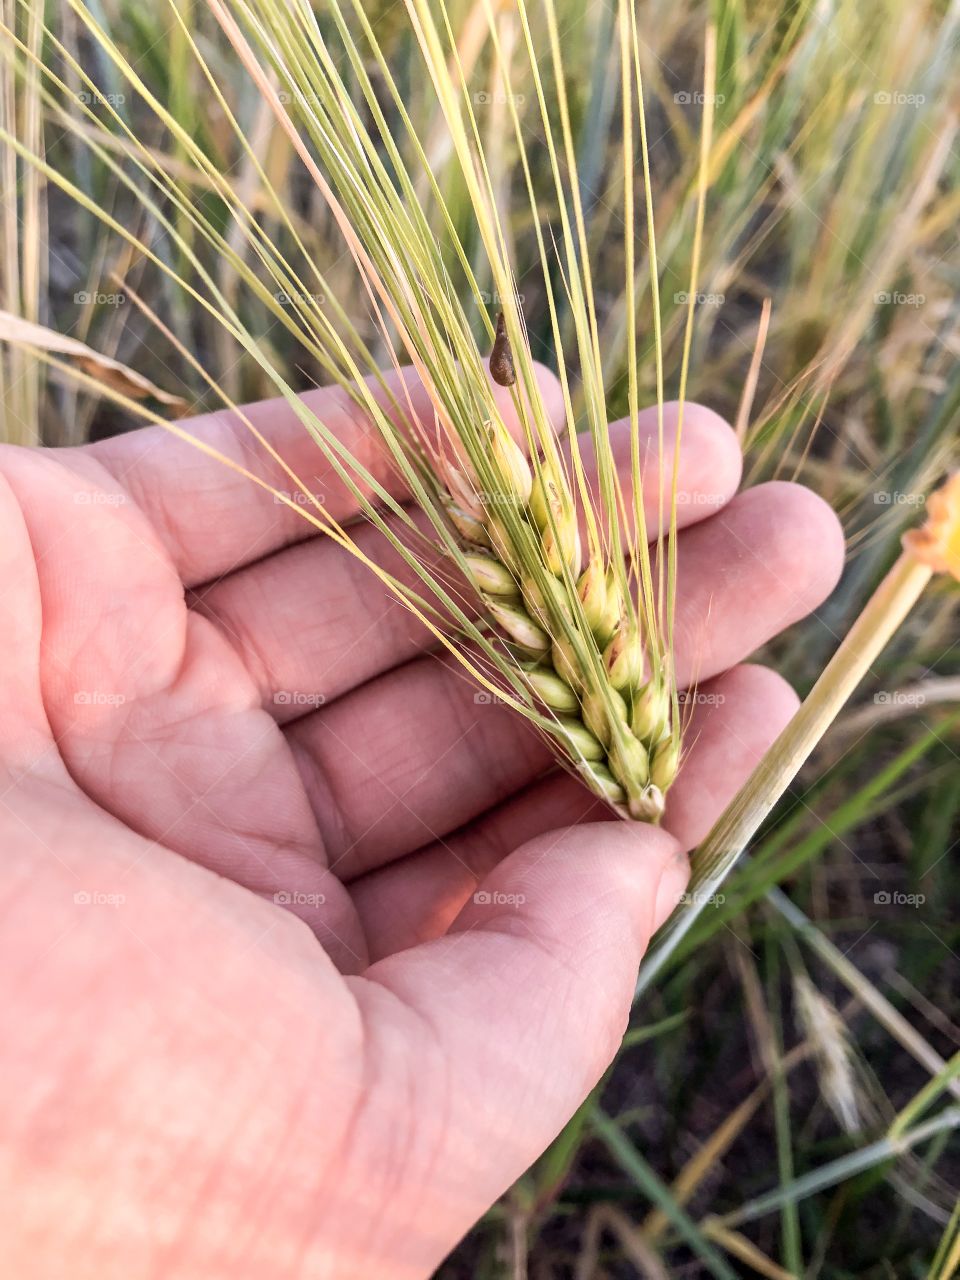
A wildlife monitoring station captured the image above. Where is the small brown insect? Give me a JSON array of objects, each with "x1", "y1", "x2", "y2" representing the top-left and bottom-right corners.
[{"x1": 489, "y1": 310, "x2": 516, "y2": 387}]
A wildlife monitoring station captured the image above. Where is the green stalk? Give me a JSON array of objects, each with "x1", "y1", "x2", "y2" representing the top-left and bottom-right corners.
[
  {"x1": 927, "y1": 1197, "x2": 960, "y2": 1279},
  {"x1": 706, "y1": 1108, "x2": 960, "y2": 1233},
  {"x1": 889, "y1": 1053, "x2": 960, "y2": 1139}
]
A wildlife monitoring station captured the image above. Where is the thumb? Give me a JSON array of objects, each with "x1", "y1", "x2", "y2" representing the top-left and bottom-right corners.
[
  {"x1": 348, "y1": 821, "x2": 688, "y2": 1272},
  {"x1": 450, "y1": 819, "x2": 688, "y2": 1093}
]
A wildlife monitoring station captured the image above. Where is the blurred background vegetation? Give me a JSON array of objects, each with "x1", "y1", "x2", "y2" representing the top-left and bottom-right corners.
[{"x1": 2, "y1": 0, "x2": 958, "y2": 1274}]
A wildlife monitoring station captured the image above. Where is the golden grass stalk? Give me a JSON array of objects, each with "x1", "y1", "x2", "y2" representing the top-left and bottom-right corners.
[
  {"x1": 0, "y1": 0, "x2": 43, "y2": 446},
  {"x1": 637, "y1": 475, "x2": 960, "y2": 992}
]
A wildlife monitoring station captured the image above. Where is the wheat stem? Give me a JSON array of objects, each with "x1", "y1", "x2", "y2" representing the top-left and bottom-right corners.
[{"x1": 636, "y1": 548, "x2": 934, "y2": 992}]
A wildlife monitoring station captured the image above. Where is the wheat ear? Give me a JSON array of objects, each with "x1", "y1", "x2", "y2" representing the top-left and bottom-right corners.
[{"x1": 438, "y1": 327, "x2": 678, "y2": 824}]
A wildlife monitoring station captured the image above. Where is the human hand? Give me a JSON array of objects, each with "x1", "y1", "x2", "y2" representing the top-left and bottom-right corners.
[{"x1": 0, "y1": 368, "x2": 842, "y2": 1277}]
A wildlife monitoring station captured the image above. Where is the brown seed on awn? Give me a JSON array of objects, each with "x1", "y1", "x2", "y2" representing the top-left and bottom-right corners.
[{"x1": 489, "y1": 310, "x2": 516, "y2": 386}]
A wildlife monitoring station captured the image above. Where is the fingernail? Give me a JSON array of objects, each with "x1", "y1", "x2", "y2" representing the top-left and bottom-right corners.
[{"x1": 652, "y1": 850, "x2": 690, "y2": 932}]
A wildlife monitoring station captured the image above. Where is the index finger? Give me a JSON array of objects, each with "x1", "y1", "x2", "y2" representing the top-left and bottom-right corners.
[{"x1": 78, "y1": 363, "x2": 566, "y2": 587}]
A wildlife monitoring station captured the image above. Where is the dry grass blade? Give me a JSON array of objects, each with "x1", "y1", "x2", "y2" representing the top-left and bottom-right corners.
[
  {"x1": 699, "y1": 1223, "x2": 797, "y2": 1280},
  {"x1": 0, "y1": 309, "x2": 189, "y2": 412},
  {"x1": 576, "y1": 1205, "x2": 670, "y2": 1280}
]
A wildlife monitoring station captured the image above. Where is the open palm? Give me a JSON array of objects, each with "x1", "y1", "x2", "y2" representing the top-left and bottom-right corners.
[{"x1": 0, "y1": 366, "x2": 842, "y2": 1278}]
